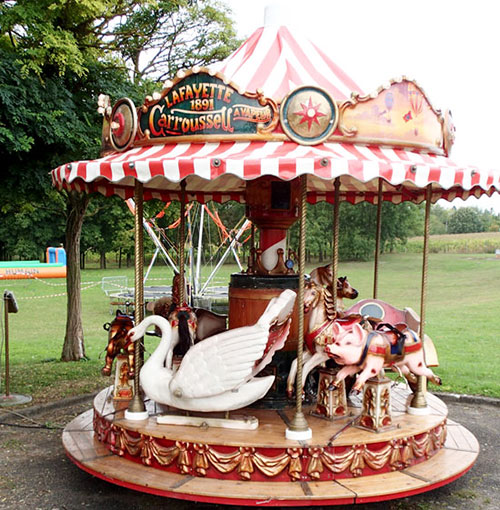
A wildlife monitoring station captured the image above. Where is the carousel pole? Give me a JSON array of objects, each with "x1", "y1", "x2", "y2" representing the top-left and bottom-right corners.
[
  {"x1": 126, "y1": 180, "x2": 149, "y2": 420},
  {"x1": 408, "y1": 184, "x2": 432, "y2": 413},
  {"x1": 194, "y1": 204, "x2": 205, "y2": 295},
  {"x1": 373, "y1": 179, "x2": 383, "y2": 299},
  {"x1": 178, "y1": 181, "x2": 187, "y2": 305},
  {"x1": 332, "y1": 178, "x2": 341, "y2": 311},
  {"x1": 286, "y1": 175, "x2": 312, "y2": 440}
]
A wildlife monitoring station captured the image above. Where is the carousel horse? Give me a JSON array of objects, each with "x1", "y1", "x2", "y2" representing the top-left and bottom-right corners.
[
  {"x1": 286, "y1": 275, "x2": 360, "y2": 397},
  {"x1": 152, "y1": 271, "x2": 227, "y2": 355},
  {"x1": 153, "y1": 297, "x2": 227, "y2": 354},
  {"x1": 101, "y1": 311, "x2": 135, "y2": 377},
  {"x1": 128, "y1": 290, "x2": 296, "y2": 412}
]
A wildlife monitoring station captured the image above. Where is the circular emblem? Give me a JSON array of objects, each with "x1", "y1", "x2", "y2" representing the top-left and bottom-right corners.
[
  {"x1": 280, "y1": 87, "x2": 338, "y2": 145},
  {"x1": 109, "y1": 98, "x2": 137, "y2": 151}
]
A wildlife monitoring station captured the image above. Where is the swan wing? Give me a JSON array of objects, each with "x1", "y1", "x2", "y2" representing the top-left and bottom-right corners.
[
  {"x1": 170, "y1": 323, "x2": 269, "y2": 399},
  {"x1": 171, "y1": 290, "x2": 296, "y2": 399}
]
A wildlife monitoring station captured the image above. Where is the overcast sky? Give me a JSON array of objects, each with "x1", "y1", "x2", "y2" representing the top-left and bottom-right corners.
[{"x1": 228, "y1": 0, "x2": 500, "y2": 212}]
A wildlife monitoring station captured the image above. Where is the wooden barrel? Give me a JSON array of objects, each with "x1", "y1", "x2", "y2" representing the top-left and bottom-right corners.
[{"x1": 228, "y1": 274, "x2": 299, "y2": 352}]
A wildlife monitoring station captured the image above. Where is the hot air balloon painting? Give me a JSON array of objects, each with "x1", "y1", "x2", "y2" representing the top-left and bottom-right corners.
[
  {"x1": 384, "y1": 91, "x2": 394, "y2": 124},
  {"x1": 340, "y1": 79, "x2": 443, "y2": 150},
  {"x1": 408, "y1": 82, "x2": 424, "y2": 135}
]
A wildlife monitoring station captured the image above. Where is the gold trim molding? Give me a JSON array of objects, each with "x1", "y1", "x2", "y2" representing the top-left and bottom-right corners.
[{"x1": 94, "y1": 410, "x2": 447, "y2": 482}]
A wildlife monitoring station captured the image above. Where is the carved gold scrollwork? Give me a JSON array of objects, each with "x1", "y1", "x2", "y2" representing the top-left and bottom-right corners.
[
  {"x1": 93, "y1": 410, "x2": 447, "y2": 482},
  {"x1": 318, "y1": 446, "x2": 355, "y2": 475},
  {"x1": 192, "y1": 444, "x2": 302, "y2": 480},
  {"x1": 388, "y1": 439, "x2": 405, "y2": 470},
  {"x1": 253, "y1": 450, "x2": 292, "y2": 478},
  {"x1": 307, "y1": 447, "x2": 325, "y2": 480},
  {"x1": 351, "y1": 446, "x2": 368, "y2": 477},
  {"x1": 204, "y1": 446, "x2": 242, "y2": 475},
  {"x1": 176, "y1": 441, "x2": 192, "y2": 474},
  {"x1": 193, "y1": 443, "x2": 210, "y2": 476},
  {"x1": 287, "y1": 448, "x2": 303, "y2": 481},
  {"x1": 94, "y1": 413, "x2": 111, "y2": 443},
  {"x1": 238, "y1": 447, "x2": 256, "y2": 480},
  {"x1": 410, "y1": 432, "x2": 432, "y2": 459},
  {"x1": 401, "y1": 437, "x2": 415, "y2": 467},
  {"x1": 117, "y1": 429, "x2": 142, "y2": 457},
  {"x1": 141, "y1": 436, "x2": 180, "y2": 467},
  {"x1": 430, "y1": 423, "x2": 447, "y2": 450},
  {"x1": 363, "y1": 444, "x2": 393, "y2": 472}
]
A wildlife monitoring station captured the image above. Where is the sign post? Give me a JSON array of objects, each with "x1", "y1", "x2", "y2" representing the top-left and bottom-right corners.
[{"x1": 0, "y1": 291, "x2": 32, "y2": 406}]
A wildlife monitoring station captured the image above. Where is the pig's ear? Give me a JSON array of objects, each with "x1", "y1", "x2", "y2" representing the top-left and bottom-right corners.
[
  {"x1": 332, "y1": 321, "x2": 343, "y2": 337},
  {"x1": 352, "y1": 323, "x2": 365, "y2": 346}
]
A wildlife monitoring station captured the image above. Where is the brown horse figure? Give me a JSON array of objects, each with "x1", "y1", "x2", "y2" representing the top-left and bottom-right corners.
[
  {"x1": 101, "y1": 311, "x2": 135, "y2": 377},
  {"x1": 152, "y1": 273, "x2": 227, "y2": 355},
  {"x1": 286, "y1": 275, "x2": 359, "y2": 397}
]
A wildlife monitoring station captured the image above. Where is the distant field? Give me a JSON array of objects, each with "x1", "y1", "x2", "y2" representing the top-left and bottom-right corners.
[
  {"x1": 409, "y1": 231, "x2": 500, "y2": 242},
  {"x1": 404, "y1": 231, "x2": 500, "y2": 254},
  {"x1": 2, "y1": 252, "x2": 499, "y2": 403}
]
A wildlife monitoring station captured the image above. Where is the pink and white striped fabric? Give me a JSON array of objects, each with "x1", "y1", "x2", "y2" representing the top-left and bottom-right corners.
[
  {"x1": 210, "y1": 25, "x2": 363, "y2": 102},
  {"x1": 51, "y1": 141, "x2": 500, "y2": 205},
  {"x1": 51, "y1": 26, "x2": 499, "y2": 204}
]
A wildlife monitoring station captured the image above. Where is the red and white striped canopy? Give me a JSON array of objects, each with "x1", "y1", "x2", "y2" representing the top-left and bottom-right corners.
[
  {"x1": 51, "y1": 140, "x2": 500, "y2": 205},
  {"x1": 209, "y1": 25, "x2": 363, "y2": 101},
  {"x1": 51, "y1": 25, "x2": 500, "y2": 204}
]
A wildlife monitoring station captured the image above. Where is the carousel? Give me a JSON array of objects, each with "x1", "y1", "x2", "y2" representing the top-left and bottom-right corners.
[{"x1": 54, "y1": 22, "x2": 498, "y2": 506}]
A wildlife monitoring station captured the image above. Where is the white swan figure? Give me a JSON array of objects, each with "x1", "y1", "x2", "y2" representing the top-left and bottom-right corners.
[{"x1": 130, "y1": 289, "x2": 296, "y2": 412}]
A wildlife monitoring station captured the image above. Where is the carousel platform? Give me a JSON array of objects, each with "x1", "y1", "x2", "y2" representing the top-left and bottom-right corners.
[{"x1": 62, "y1": 386, "x2": 478, "y2": 506}]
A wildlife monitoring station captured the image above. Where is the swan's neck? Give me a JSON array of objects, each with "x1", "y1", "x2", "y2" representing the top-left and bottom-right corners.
[{"x1": 138, "y1": 316, "x2": 172, "y2": 367}]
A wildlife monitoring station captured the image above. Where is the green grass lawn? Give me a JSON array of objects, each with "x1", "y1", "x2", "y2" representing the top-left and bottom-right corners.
[{"x1": 2, "y1": 252, "x2": 499, "y2": 403}]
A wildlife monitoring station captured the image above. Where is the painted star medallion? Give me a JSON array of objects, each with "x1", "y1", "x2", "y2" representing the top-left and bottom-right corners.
[
  {"x1": 280, "y1": 86, "x2": 338, "y2": 145},
  {"x1": 294, "y1": 97, "x2": 327, "y2": 130}
]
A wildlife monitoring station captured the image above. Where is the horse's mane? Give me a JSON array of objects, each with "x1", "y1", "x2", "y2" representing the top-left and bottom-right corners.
[
  {"x1": 173, "y1": 309, "x2": 194, "y2": 356},
  {"x1": 323, "y1": 284, "x2": 337, "y2": 321}
]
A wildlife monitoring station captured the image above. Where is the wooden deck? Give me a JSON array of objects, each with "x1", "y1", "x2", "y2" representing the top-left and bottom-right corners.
[{"x1": 62, "y1": 386, "x2": 479, "y2": 506}]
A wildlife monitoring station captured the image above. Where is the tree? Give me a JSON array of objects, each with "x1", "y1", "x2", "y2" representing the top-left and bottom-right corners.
[
  {"x1": 81, "y1": 196, "x2": 135, "y2": 269},
  {"x1": 0, "y1": 48, "x2": 139, "y2": 360},
  {"x1": 429, "y1": 204, "x2": 451, "y2": 234},
  {"x1": 113, "y1": 0, "x2": 241, "y2": 82},
  {"x1": 448, "y1": 207, "x2": 486, "y2": 234},
  {"x1": 0, "y1": 0, "x2": 240, "y2": 360},
  {"x1": 288, "y1": 201, "x2": 422, "y2": 262}
]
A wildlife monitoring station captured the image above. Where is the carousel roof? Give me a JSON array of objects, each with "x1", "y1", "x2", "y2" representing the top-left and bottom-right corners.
[
  {"x1": 51, "y1": 25, "x2": 500, "y2": 204},
  {"x1": 52, "y1": 140, "x2": 498, "y2": 205},
  {"x1": 209, "y1": 25, "x2": 363, "y2": 101}
]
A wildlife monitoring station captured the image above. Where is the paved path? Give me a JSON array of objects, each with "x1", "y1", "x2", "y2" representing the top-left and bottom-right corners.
[{"x1": 0, "y1": 395, "x2": 498, "y2": 510}]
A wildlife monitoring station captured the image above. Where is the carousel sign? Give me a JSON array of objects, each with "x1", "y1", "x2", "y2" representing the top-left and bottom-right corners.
[{"x1": 137, "y1": 70, "x2": 278, "y2": 142}]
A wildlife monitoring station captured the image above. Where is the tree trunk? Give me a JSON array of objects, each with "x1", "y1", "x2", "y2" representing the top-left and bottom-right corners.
[
  {"x1": 100, "y1": 251, "x2": 106, "y2": 269},
  {"x1": 61, "y1": 191, "x2": 89, "y2": 361}
]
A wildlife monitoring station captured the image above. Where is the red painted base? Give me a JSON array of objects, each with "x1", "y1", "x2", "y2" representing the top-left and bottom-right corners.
[{"x1": 62, "y1": 386, "x2": 479, "y2": 506}]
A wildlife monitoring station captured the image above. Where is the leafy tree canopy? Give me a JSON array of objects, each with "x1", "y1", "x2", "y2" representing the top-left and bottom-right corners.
[
  {"x1": 0, "y1": 0, "x2": 240, "y2": 82},
  {"x1": 0, "y1": 0, "x2": 240, "y2": 360},
  {"x1": 447, "y1": 207, "x2": 487, "y2": 234}
]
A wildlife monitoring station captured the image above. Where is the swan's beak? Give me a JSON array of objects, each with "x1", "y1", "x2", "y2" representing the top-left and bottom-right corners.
[{"x1": 127, "y1": 328, "x2": 139, "y2": 342}]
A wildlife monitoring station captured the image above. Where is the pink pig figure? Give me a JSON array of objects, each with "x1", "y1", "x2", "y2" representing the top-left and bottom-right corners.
[{"x1": 326, "y1": 322, "x2": 442, "y2": 393}]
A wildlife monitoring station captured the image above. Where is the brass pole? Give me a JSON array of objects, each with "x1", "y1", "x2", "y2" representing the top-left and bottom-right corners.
[
  {"x1": 373, "y1": 179, "x2": 383, "y2": 299},
  {"x1": 332, "y1": 178, "x2": 341, "y2": 312},
  {"x1": 288, "y1": 175, "x2": 311, "y2": 435},
  {"x1": 250, "y1": 223, "x2": 255, "y2": 269},
  {"x1": 178, "y1": 181, "x2": 187, "y2": 305},
  {"x1": 128, "y1": 180, "x2": 146, "y2": 414},
  {"x1": 410, "y1": 184, "x2": 432, "y2": 409}
]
